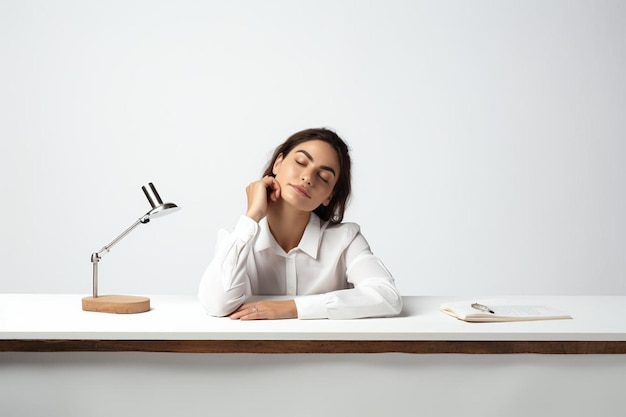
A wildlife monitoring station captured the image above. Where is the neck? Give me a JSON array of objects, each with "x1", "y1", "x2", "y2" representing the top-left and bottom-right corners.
[{"x1": 267, "y1": 200, "x2": 311, "y2": 253}]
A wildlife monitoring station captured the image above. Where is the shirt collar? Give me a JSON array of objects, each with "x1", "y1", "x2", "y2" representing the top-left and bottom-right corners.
[{"x1": 256, "y1": 213, "x2": 322, "y2": 259}]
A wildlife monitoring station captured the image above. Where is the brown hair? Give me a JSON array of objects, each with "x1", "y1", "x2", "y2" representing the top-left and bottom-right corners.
[{"x1": 262, "y1": 128, "x2": 352, "y2": 224}]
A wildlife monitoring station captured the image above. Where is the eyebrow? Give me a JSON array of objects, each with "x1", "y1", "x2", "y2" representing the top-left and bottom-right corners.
[{"x1": 296, "y1": 150, "x2": 337, "y2": 177}]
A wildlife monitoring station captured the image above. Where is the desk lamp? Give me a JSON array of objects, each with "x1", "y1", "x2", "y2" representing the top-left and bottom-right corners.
[{"x1": 81, "y1": 182, "x2": 180, "y2": 314}]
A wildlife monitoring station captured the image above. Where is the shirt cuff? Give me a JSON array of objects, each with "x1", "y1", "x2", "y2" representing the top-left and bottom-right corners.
[
  {"x1": 294, "y1": 294, "x2": 329, "y2": 319},
  {"x1": 232, "y1": 215, "x2": 259, "y2": 243}
]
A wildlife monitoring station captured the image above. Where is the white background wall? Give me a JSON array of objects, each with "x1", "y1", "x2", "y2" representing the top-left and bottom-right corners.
[{"x1": 1, "y1": 0, "x2": 625, "y2": 297}]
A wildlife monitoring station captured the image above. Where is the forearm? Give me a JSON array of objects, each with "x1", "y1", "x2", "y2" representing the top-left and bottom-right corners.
[
  {"x1": 198, "y1": 216, "x2": 258, "y2": 316},
  {"x1": 198, "y1": 259, "x2": 248, "y2": 316},
  {"x1": 295, "y1": 280, "x2": 403, "y2": 319}
]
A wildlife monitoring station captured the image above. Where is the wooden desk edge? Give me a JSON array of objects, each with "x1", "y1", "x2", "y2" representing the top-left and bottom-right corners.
[{"x1": 2, "y1": 339, "x2": 626, "y2": 354}]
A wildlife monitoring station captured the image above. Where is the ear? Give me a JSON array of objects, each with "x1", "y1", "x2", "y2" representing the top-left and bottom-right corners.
[{"x1": 272, "y1": 153, "x2": 284, "y2": 176}]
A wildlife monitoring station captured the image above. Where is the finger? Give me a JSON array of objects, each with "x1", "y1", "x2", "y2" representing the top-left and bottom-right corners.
[
  {"x1": 229, "y1": 304, "x2": 259, "y2": 320},
  {"x1": 246, "y1": 180, "x2": 273, "y2": 221},
  {"x1": 261, "y1": 175, "x2": 275, "y2": 187},
  {"x1": 228, "y1": 303, "x2": 249, "y2": 320},
  {"x1": 230, "y1": 309, "x2": 250, "y2": 320},
  {"x1": 268, "y1": 178, "x2": 281, "y2": 202}
]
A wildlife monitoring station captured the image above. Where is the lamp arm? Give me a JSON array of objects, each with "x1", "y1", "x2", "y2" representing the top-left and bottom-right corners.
[{"x1": 90, "y1": 216, "x2": 149, "y2": 298}]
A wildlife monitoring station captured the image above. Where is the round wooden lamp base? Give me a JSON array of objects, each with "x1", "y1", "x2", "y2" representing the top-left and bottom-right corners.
[{"x1": 82, "y1": 295, "x2": 151, "y2": 314}]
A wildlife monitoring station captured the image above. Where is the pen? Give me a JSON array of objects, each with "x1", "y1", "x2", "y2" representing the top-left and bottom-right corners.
[{"x1": 471, "y1": 302, "x2": 495, "y2": 314}]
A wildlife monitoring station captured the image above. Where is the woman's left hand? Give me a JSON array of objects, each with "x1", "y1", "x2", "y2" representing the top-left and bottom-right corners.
[{"x1": 229, "y1": 300, "x2": 298, "y2": 320}]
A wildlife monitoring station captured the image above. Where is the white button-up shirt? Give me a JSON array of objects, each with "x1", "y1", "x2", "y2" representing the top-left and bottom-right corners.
[{"x1": 198, "y1": 214, "x2": 402, "y2": 319}]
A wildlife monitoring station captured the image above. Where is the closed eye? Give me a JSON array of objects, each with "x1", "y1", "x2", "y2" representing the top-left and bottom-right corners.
[{"x1": 294, "y1": 149, "x2": 337, "y2": 182}]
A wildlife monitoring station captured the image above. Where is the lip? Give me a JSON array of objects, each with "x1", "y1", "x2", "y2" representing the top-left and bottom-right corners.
[{"x1": 289, "y1": 184, "x2": 311, "y2": 198}]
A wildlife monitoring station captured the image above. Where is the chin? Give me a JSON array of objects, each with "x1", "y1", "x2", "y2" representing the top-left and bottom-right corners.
[{"x1": 282, "y1": 196, "x2": 317, "y2": 213}]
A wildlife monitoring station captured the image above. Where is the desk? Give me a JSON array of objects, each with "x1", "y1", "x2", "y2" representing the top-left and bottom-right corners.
[
  {"x1": 1, "y1": 295, "x2": 625, "y2": 353},
  {"x1": 1, "y1": 295, "x2": 625, "y2": 417}
]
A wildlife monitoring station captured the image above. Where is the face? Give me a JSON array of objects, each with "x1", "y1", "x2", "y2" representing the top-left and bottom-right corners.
[{"x1": 272, "y1": 140, "x2": 340, "y2": 213}]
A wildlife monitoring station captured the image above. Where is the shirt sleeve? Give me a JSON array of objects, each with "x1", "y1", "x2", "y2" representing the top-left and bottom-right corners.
[
  {"x1": 198, "y1": 215, "x2": 258, "y2": 316},
  {"x1": 294, "y1": 230, "x2": 403, "y2": 319}
]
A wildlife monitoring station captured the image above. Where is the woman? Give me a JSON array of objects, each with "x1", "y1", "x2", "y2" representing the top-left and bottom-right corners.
[{"x1": 198, "y1": 128, "x2": 402, "y2": 319}]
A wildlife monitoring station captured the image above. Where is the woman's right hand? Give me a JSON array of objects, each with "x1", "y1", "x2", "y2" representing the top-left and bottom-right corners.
[{"x1": 245, "y1": 176, "x2": 280, "y2": 222}]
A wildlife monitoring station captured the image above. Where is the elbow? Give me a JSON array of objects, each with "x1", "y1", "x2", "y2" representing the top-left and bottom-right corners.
[
  {"x1": 197, "y1": 270, "x2": 245, "y2": 317},
  {"x1": 389, "y1": 293, "x2": 403, "y2": 316},
  {"x1": 378, "y1": 284, "x2": 403, "y2": 317},
  {"x1": 198, "y1": 296, "x2": 226, "y2": 317},
  {"x1": 197, "y1": 288, "x2": 243, "y2": 317}
]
